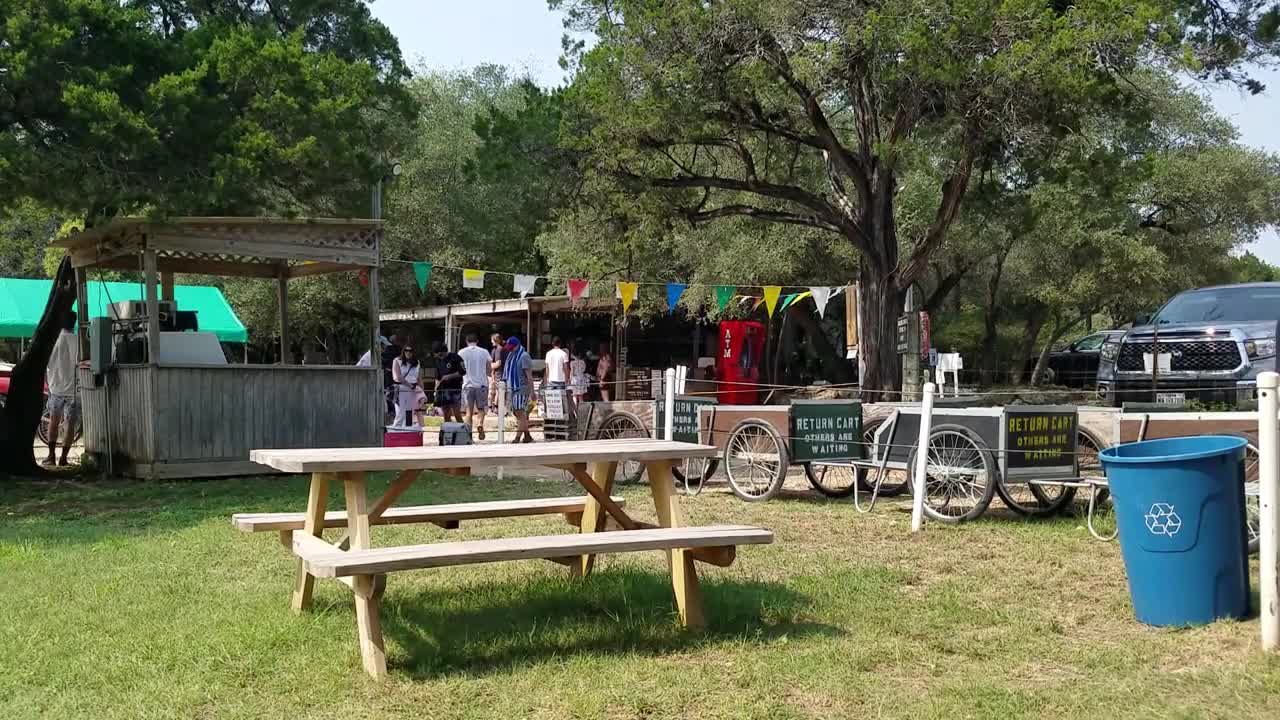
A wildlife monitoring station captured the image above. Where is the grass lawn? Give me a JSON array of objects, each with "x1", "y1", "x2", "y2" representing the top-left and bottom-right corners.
[{"x1": 2, "y1": 472, "x2": 1278, "y2": 719}]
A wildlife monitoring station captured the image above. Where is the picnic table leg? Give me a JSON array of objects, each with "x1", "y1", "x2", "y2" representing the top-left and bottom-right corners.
[
  {"x1": 343, "y1": 471, "x2": 388, "y2": 680},
  {"x1": 574, "y1": 461, "x2": 618, "y2": 577},
  {"x1": 291, "y1": 471, "x2": 332, "y2": 612},
  {"x1": 645, "y1": 460, "x2": 705, "y2": 630}
]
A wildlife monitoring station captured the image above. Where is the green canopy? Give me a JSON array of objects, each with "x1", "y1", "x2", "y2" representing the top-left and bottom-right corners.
[{"x1": 0, "y1": 277, "x2": 248, "y2": 343}]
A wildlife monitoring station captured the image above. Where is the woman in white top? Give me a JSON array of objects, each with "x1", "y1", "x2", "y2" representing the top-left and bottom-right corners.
[
  {"x1": 390, "y1": 345, "x2": 422, "y2": 427},
  {"x1": 569, "y1": 345, "x2": 589, "y2": 404}
]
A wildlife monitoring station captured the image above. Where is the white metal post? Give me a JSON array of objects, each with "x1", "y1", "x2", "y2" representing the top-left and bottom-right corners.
[
  {"x1": 1258, "y1": 372, "x2": 1279, "y2": 652},
  {"x1": 496, "y1": 380, "x2": 507, "y2": 481},
  {"x1": 911, "y1": 382, "x2": 937, "y2": 533},
  {"x1": 664, "y1": 367, "x2": 677, "y2": 441}
]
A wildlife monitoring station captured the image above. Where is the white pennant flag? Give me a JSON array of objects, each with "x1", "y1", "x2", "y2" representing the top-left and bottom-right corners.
[
  {"x1": 810, "y1": 286, "x2": 835, "y2": 318},
  {"x1": 513, "y1": 274, "x2": 538, "y2": 297}
]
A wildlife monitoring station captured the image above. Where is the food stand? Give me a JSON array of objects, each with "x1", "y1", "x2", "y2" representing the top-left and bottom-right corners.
[{"x1": 54, "y1": 217, "x2": 383, "y2": 479}]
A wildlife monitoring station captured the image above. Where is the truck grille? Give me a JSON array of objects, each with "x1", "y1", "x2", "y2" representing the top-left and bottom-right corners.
[{"x1": 1117, "y1": 340, "x2": 1241, "y2": 372}]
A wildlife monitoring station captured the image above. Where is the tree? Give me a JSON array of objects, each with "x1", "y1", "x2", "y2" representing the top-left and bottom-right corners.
[
  {"x1": 0, "y1": 0, "x2": 409, "y2": 475},
  {"x1": 553, "y1": 0, "x2": 1279, "y2": 392}
]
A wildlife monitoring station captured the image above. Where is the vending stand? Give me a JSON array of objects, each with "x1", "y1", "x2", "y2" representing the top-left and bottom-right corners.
[{"x1": 54, "y1": 217, "x2": 384, "y2": 479}]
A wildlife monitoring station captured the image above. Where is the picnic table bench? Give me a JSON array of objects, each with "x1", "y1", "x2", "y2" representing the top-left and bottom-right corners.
[{"x1": 237, "y1": 439, "x2": 774, "y2": 679}]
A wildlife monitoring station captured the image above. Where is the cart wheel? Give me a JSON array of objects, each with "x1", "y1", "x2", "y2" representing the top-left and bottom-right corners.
[
  {"x1": 37, "y1": 408, "x2": 50, "y2": 445},
  {"x1": 855, "y1": 416, "x2": 911, "y2": 497},
  {"x1": 1075, "y1": 429, "x2": 1106, "y2": 481},
  {"x1": 595, "y1": 411, "x2": 649, "y2": 485},
  {"x1": 907, "y1": 424, "x2": 996, "y2": 523},
  {"x1": 802, "y1": 462, "x2": 861, "y2": 498},
  {"x1": 1239, "y1": 438, "x2": 1261, "y2": 555},
  {"x1": 673, "y1": 458, "x2": 718, "y2": 496},
  {"x1": 723, "y1": 419, "x2": 788, "y2": 502}
]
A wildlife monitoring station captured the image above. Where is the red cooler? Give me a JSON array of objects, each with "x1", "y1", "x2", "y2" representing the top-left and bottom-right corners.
[
  {"x1": 384, "y1": 428, "x2": 423, "y2": 447},
  {"x1": 717, "y1": 320, "x2": 765, "y2": 404}
]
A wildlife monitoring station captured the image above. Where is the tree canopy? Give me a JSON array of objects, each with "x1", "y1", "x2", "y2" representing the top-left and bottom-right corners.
[{"x1": 547, "y1": 0, "x2": 1280, "y2": 390}]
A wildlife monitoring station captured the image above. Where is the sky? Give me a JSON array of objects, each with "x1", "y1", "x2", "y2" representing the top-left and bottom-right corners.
[{"x1": 369, "y1": 0, "x2": 1280, "y2": 262}]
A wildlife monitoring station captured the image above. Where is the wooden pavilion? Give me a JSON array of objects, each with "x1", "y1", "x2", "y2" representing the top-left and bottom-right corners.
[{"x1": 54, "y1": 217, "x2": 384, "y2": 479}]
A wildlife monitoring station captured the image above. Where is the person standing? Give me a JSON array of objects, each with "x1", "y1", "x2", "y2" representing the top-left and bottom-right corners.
[
  {"x1": 488, "y1": 331, "x2": 504, "y2": 412},
  {"x1": 381, "y1": 333, "x2": 402, "y2": 421},
  {"x1": 390, "y1": 344, "x2": 422, "y2": 428},
  {"x1": 458, "y1": 333, "x2": 491, "y2": 440},
  {"x1": 43, "y1": 312, "x2": 80, "y2": 466},
  {"x1": 431, "y1": 341, "x2": 465, "y2": 424},
  {"x1": 502, "y1": 336, "x2": 535, "y2": 443},
  {"x1": 544, "y1": 336, "x2": 569, "y2": 390},
  {"x1": 569, "y1": 344, "x2": 588, "y2": 405},
  {"x1": 596, "y1": 342, "x2": 613, "y2": 401}
]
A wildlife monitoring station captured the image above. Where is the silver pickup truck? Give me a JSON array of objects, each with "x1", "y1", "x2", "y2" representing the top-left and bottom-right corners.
[{"x1": 1097, "y1": 282, "x2": 1280, "y2": 408}]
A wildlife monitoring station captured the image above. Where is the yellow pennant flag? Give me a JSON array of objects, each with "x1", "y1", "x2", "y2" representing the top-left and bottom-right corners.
[
  {"x1": 617, "y1": 281, "x2": 638, "y2": 312},
  {"x1": 762, "y1": 286, "x2": 782, "y2": 317},
  {"x1": 462, "y1": 268, "x2": 485, "y2": 289}
]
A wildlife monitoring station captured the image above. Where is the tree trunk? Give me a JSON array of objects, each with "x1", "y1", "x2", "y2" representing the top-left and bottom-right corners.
[
  {"x1": 1032, "y1": 314, "x2": 1085, "y2": 386},
  {"x1": 857, "y1": 263, "x2": 904, "y2": 397},
  {"x1": 978, "y1": 251, "x2": 1008, "y2": 386},
  {"x1": 0, "y1": 256, "x2": 77, "y2": 477},
  {"x1": 1008, "y1": 309, "x2": 1046, "y2": 386}
]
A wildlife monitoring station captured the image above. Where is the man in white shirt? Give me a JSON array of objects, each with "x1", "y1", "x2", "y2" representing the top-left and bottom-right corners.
[
  {"x1": 44, "y1": 312, "x2": 80, "y2": 466},
  {"x1": 544, "y1": 337, "x2": 569, "y2": 388},
  {"x1": 458, "y1": 333, "x2": 492, "y2": 440}
]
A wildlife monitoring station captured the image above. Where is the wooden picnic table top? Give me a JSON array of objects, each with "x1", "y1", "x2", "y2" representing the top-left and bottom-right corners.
[{"x1": 249, "y1": 438, "x2": 718, "y2": 473}]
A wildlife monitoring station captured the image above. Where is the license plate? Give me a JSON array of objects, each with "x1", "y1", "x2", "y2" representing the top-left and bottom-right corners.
[{"x1": 1156, "y1": 392, "x2": 1185, "y2": 406}]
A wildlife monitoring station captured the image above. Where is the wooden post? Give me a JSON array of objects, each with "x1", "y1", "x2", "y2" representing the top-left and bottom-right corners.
[
  {"x1": 74, "y1": 267, "x2": 89, "y2": 361},
  {"x1": 646, "y1": 460, "x2": 705, "y2": 629},
  {"x1": 343, "y1": 471, "x2": 387, "y2": 680},
  {"x1": 143, "y1": 250, "x2": 160, "y2": 365},
  {"x1": 276, "y1": 265, "x2": 290, "y2": 364},
  {"x1": 575, "y1": 461, "x2": 618, "y2": 577},
  {"x1": 291, "y1": 472, "x2": 331, "y2": 611},
  {"x1": 368, "y1": 264, "x2": 380, "y2": 433},
  {"x1": 160, "y1": 271, "x2": 175, "y2": 302}
]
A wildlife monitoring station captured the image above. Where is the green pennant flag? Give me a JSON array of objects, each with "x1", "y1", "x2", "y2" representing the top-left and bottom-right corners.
[
  {"x1": 714, "y1": 285, "x2": 735, "y2": 311},
  {"x1": 779, "y1": 293, "x2": 798, "y2": 311},
  {"x1": 413, "y1": 261, "x2": 432, "y2": 292}
]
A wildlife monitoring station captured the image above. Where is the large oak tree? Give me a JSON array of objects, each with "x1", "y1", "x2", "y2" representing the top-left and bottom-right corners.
[{"x1": 554, "y1": 0, "x2": 1279, "y2": 391}]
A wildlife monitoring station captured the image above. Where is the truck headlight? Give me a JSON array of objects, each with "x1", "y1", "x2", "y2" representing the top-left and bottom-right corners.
[
  {"x1": 1246, "y1": 338, "x2": 1276, "y2": 360},
  {"x1": 1101, "y1": 340, "x2": 1120, "y2": 362}
]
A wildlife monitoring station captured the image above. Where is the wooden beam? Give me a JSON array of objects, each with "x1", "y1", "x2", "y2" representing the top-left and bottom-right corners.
[
  {"x1": 143, "y1": 249, "x2": 160, "y2": 365},
  {"x1": 287, "y1": 261, "x2": 360, "y2": 279},
  {"x1": 74, "y1": 267, "x2": 89, "y2": 362},
  {"x1": 342, "y1": 471, "x2": 387, "y2": 680},
  {"x1": 576, "y1": 461, "x2": 618, "y2": 577},
  {"x1": 646, "y1": 460, "x2": 705, "y2": 629},
  {"x1": 368, "y1": 264, "x2": 380, "y2": 386},
  {"x1": 551, "y1": 463, "x2": 639, "y2": 530},
  {"x1": 277, "y1": 266, "x2": 290, "y2": 364},
  {"x1": 160, "y1": 271, "x2": 175, "y2": 302}
]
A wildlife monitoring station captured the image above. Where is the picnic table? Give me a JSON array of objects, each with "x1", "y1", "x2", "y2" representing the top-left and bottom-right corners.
[{"x1": 235, "y1": 438, "x2": 774, "y2": 679}]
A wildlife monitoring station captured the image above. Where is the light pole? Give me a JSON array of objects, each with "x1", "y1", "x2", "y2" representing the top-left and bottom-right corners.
[{"x1": 372, "y1": 161, "x2": 402, "y2": 220}]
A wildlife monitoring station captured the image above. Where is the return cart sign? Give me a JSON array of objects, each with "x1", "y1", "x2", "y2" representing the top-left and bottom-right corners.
[
  {"x1": 659, "y1": 395, "x2": 716, "y2": 443},
  {"x1": 790, "y1": 400, "x2": 863, "y2": 463},
  {"x1": 1003, "y1": 407, "x2": 1077, "y2": 473}
]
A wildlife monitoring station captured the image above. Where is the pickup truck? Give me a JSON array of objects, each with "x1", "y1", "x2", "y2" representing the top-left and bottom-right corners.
[{"x1": 1097, "y1": 282, "x2": 1280, "y2": 408}]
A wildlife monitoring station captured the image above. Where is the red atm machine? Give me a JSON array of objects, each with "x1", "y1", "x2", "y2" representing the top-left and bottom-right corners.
[{"x1": 717, "y1": 320, "x2": 766, "y2": 404}]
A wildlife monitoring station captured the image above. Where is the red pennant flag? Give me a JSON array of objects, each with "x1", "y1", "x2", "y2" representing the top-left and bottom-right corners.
[
  {"x1": 358, "y1": 268, "x2": 369, "y2": 288},
  {"x1": 568, "y1": 278, "x2": 590, "y2": 303}
]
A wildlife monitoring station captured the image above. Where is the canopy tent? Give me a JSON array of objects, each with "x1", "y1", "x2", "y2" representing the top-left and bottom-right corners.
[{"x1": 0, "y1": 277, "x2": 248, "y2": 343}]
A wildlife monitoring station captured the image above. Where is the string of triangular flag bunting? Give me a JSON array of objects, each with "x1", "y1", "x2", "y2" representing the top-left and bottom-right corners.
[{"x1": 399, "y1": 259, "x2": 846, "y2": 319}]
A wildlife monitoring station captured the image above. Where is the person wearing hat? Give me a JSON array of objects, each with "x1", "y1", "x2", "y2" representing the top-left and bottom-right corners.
[
  {"x1": 501, "y1": 336, "x2": 535, "y2": 443},
  {"x1": 355, "y1": 335, "x2": 392, "y2": 367}
]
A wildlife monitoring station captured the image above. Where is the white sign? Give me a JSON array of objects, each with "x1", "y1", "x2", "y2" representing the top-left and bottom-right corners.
[{"x1": 543, "y1": 390, "x2": 566, "y2": 420}]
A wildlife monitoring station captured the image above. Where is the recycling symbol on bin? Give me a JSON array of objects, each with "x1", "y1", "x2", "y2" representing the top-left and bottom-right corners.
[{"x1": 1144, "y1": 503, "x2": 1182, "y2": 537}]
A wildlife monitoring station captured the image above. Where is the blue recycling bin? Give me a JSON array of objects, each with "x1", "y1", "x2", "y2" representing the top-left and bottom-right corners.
[{"x1": 1099, "y1": 435, "x2": 1251, "y2": 626}]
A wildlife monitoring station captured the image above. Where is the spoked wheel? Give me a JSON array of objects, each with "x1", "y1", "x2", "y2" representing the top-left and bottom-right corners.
[
  {"x1": 723, "y1": 419, "x2": 788, "y2": 502},
  {"x1": 595, "y1": 412, "x2": 649, "y2": 485},
  {"x1": 996, "y1": 473, "x2": 1077, "y2": 517},
  {"x1": 37, "y1": 407, "x2": 83, "y2": 446},
  {"x1": 802, "y1": 462, "x2": 861, "y2": 498},
  {"x1": 673, "y1": 457, "x2": 719, "y2": 496},
  {"x1": 907, "y1": 424, "x2": 996, "y2": 523},
  {"x1": 855, "y1": 417, "x2": 910, "y2": 497}
]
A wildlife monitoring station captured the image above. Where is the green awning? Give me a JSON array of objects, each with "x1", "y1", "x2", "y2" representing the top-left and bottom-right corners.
[{"x1": 0, "y1": 277, "x2": 248, "y2": 343}]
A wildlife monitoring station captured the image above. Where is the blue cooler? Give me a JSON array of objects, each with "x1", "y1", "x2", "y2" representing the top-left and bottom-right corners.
[{"x1": 1099, "y1": 435, "x2": 1250, "y2": 626}]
